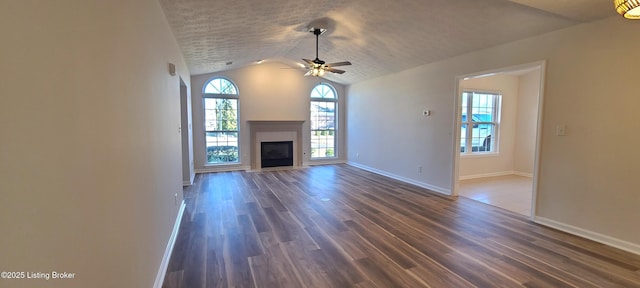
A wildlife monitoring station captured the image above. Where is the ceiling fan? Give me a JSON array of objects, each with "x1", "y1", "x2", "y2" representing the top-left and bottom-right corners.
[{"x1": 302, "y1": 27, "x2": 351, "y2": 77}]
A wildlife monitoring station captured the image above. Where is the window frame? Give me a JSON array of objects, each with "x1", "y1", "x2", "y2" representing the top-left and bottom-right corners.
[
  {"x1": 202, "y1": 77, "x2": 240, "y2": 165},
  {"x1": 460, "y1": 90, "x2": 501, "y2": 156},
  {"x1": 310, "y1": 83, "x2": 338, "y2": 159}
]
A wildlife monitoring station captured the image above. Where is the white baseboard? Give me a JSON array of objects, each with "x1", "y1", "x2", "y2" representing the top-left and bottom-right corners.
[
  {"x1": 534, "y1": 216, "x2": 640, "y2": 256},
  {"x1": 303, "y1": 159, "x2": 346, "y2": 166},
  {"x1": 459, "y1": 171, "x2": 515, "y2": 180},
  {"x1": 347, "y1": 162, "x2": 451, "y2": 195},
  {"x1": 459, "y1": 171, "x2": 534, "y2": 180},
  {"x1": 185, "y1": 171, "x2": 196, "y2": 186},
  {"x1": 182, "y1": 172, "x2": 195, "y2": 186},
  {"x1": 195, "y1": 165, "x2": 251, "y2": 174},
  {"x1": 514, "y1": 171, "x2": 533, "y2": 178},
  {"x1": 182, "y1": 173, "x2": 194, "y2": 186},
  {"x1": 153, "y1": 200, "x2": 186, "y2": 288}
]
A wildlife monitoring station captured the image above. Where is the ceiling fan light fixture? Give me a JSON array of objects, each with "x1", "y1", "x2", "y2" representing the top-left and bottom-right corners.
[
  {"x1": 310, "y1": 67, "x2": 325, "y2": 77},
  {"x1": 615, "y1": 0, "x2": 640, "y2": 19},
  {"x1": 299, "y1": 23, "x2": 351, "y2": 77}
]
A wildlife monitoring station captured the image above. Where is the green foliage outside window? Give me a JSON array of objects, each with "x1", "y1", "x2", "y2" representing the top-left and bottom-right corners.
[{"x1": 207, "y1": 146, "x2": 238, "y2": 163}]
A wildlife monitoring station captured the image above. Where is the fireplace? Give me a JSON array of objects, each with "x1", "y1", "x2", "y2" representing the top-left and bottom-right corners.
[
  {"x1": 248, "y1": 120, "x2": 304, "y2": 170},
  {"x1": 261, "y1": 141, "x2": 293, "y2": 168}
]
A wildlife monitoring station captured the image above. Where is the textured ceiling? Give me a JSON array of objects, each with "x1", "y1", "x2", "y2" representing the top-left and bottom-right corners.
[{"x1": 159, "y1": 0, "x2": 614, "y2": 84}]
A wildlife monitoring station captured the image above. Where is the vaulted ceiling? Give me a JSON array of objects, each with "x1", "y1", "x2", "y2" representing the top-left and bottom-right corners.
[{"x1": 159, "y1": 0, "x2": 614, "y2": 85}]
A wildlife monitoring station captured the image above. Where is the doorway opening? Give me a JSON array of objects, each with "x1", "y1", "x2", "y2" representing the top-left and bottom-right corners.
[{"x1": 452, "y1": 62, "x2": 545, "y2": 218}]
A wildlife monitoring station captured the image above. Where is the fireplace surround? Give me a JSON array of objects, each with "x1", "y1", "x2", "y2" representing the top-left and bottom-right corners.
[{"x1": 248, "y1": 120, "x2": 304, "y2": 170}]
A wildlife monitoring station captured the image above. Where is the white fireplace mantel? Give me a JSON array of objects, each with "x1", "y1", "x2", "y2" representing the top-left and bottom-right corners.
[{"x1": 248, "y1": 120, "x2": 305, "y2": 169}]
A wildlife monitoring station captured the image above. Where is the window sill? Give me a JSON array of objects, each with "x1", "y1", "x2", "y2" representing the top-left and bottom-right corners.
[
  {"x1": 310, "y1": 157, "x2": 338, "y2": 160},
  {"x1": 197, "y1": 163, "x2": 249, "y2": 173},
  {"x1": 305, "y1": 158, "x2": 345, "y2": 166},
  {"x1": 204, "y1": 162, "x2": 242, "y2": 167},
  {"x1": 460, "y1": 152, "x2": 499, "y2": 159}
]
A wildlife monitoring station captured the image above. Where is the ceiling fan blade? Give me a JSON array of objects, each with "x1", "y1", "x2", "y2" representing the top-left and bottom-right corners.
[
  {"x1": 325, "y1": 68, "x2": 346, "y2": 74},
  {"x1": 326, "y1": 61, "x2": 352, "y2": 67},
  {"x1": 302, "y1": 58, "x2": 315, "y2": 65},
  {"x1": 304, "y1": 70, "x2": 313, "y2": 76}
]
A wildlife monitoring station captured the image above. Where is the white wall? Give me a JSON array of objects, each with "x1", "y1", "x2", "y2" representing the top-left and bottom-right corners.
[
  {"x1": 514, "y1": 70, "x2": 540, "y2": 175},
  {"x1": 0, "y1": 1, "x2": 189, "y2": 287},
  {"x1": 191, "y1": 62, "x2": 346, "y2": 172},
  {"x1": 347, "y1": 17, "x2": 640, "y2": 250},
  {"x1": 459, "y1": 75, "x2": 519, "y2": 178}
]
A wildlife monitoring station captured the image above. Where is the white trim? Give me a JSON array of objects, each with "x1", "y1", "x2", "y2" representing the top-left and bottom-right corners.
[
  {"x1": 458, "y1": 171, "x2": 515, "y2": 180},
  {"x1": 530, "y1": 61, "x2": 546, "y2": 221},
  {"x1": 195, "y1": 165, "x2": 250, "y2": 173},
  {"x1": 153, "y1": 201, "x2": 186, "y2": 288},
  {"x1": 534, "y1": 216, "x2": 640, "y2": 256},
  {"x1": 458, "y1": 171, "x2": 534, "y2": 180},
  {"x1": 303, "y1": 159, "x2": 346, "y2": 166},
  {"x1": 347, "y1": 162, "x2": 451, "y2": 195},
  {"x1": 460, "y1": 152, "x2": 499, "y2": 159},
  {"x1": 182, "y1": 173, "x2": 195, "y2": 186},
  {"x1": 513, "y1": 171, "x2": 533, "y2": 178}
]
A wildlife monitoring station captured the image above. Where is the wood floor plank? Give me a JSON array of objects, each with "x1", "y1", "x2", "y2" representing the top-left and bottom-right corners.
[
  {"x1": 344, "y1": 219, "x2": 417, "y2": 269},
  {"x1": 182, "y1": 213, "x2": 206, "y2": 288},
  {"x1": 308, "y1": 248, "x2": 356, "y2": 287},
  {"x1": 162, "y1": 270, "x2": 184, "y2": 288},
  {"x1": 261, "y1": 206, "x2": 293, "y2": 243},
  {"x1": 223, "y1": 227, "x2": 253, "y2": 287},
  {"x1": 205, "y1": 235, "x2": 228, "y2": 288},
  {"x1": 304, "y1": 225, "x2": 365, "y2": 285},
  {"x1": 355, "y1": 251, "x2": 430, "y2": 288},
  {"x1": 279, "y1": 241, "x2": 335, "y2": 287},
  {"x1": 248, "y1": 244, "x2": 302, "y2": 288},
  {"x1": 245, "y1": 202, "x2": 271, "y2": 233},
  {"x1": 236, "y1": 214, "x2": 264, "y2": 258},
  {"x1": 163, "y1": 164, "x2": 640, "y2": 288}
]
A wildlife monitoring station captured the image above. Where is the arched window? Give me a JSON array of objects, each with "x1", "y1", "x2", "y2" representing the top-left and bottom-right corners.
[
  {"x1": 203, "y1": 77, "x2": 239, "y2": 164},
  {"x1": 310, "y1": 83, "x2": 337, "y2": 158}
]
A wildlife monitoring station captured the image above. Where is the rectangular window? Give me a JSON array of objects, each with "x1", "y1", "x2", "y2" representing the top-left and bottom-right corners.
[
  {"x1": 204, "y1": 98, "x2": 239, "y2": 163},
  {"x1": 461, "y1": 91, "x2": 500, "y2": 154},
  {"x1": 310, "y1": 101, "x2": 336, "y2": 158}
]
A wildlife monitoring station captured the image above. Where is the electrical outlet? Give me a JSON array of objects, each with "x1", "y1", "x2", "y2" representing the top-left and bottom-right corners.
[
  {"x1": 174, "y1": 193, "x2": 178, "y2": 205},
  {"x1": 417, "y1": 166, "x2": 423, "y2": 173}
]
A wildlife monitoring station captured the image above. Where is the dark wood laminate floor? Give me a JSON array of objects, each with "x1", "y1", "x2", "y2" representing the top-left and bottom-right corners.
[{"x1": 163, "y1": 164, "x2": 640, "y2": 288}]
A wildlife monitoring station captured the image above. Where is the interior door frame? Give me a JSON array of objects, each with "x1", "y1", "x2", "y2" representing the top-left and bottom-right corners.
[{"x1": 451, "y1": 60, "x2": 546, "y2": 220}]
